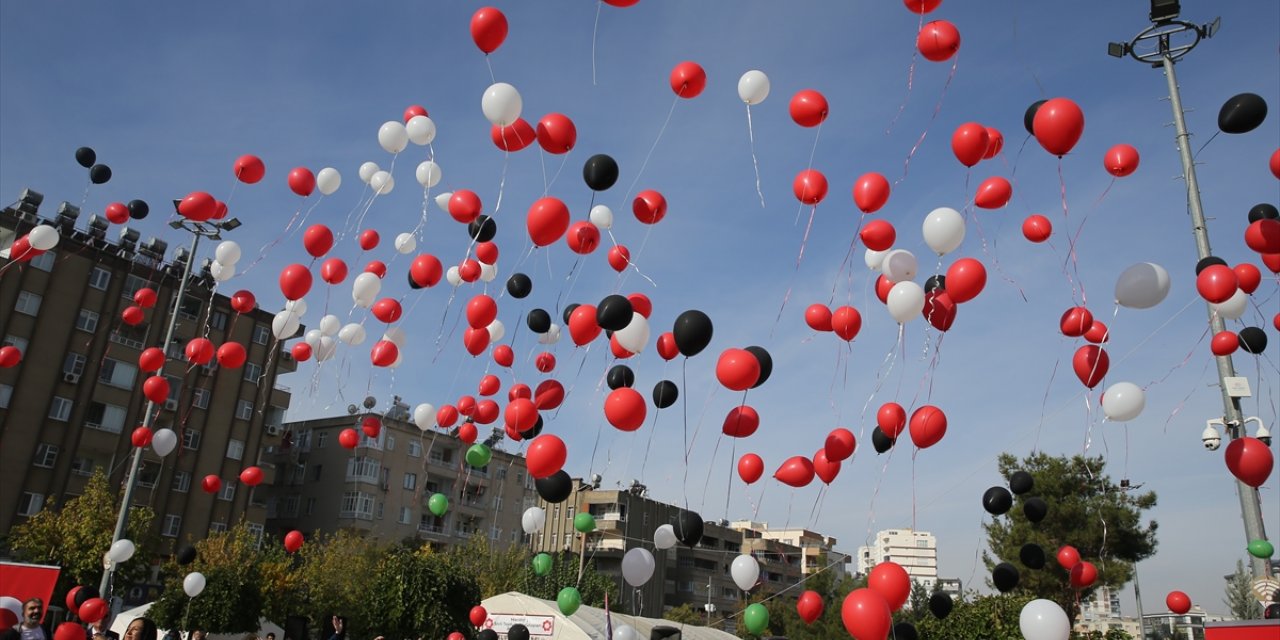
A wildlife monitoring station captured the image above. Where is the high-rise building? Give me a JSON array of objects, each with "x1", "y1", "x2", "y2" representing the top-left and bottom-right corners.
[
  {"x1": 728, "y1": 521, "x2": 852, "y2": 580},
  {"x1": 857, "y1": 528, "x2": 939, "y2": 587},
  {"x1": 260, "y1": 398, "x2": 534, "y2": 549},
  {"x1": 0, "y1": 190, "x2": 295, "y2": 551}
]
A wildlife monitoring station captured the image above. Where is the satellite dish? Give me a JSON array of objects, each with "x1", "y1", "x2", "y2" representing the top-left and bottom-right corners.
[
  {"x1": 362, "y1": 396, "x2": 377, "y2": 409},
  {"x1": 347, "y1": 404, "x2": 358, "y2": 415}
]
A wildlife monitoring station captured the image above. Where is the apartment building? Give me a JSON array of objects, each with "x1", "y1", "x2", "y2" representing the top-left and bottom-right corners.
[{"x1": 857, "y1": 528, "x2": 939, "y2": 588}]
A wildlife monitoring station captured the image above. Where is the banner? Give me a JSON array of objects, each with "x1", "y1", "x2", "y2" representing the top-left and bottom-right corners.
[{"x1": 0, "y1": 562, "x2": 61, "y2": 622}]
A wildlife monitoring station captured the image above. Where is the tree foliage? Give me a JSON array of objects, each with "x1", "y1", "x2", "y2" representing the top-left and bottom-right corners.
[
  {"x1": 284, "y1": 529, "x2": 383, "y2": 639},
  {"x1": 1223, "y1": 558, "x2": 1263, "y2": 620},
  {"x1": 754, "y1": 567, "x2": 865, "y2": 639},
  {"x1": 983, "y1": 453, "x2": 1157, "y2": 626},
  {"x1": 367, "y1": 545, "x2": 480, "y2": 639},
  {"x1": 915, "y1": 591, "x2": 1035, "y2": 640},
  {"x1": 441, "y1": 534, "x2": 620, "y2": 611}
]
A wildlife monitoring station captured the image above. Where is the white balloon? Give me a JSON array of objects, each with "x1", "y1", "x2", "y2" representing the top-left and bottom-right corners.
[
  {"x1": 406, "y1": 115, "x2": 437, "y2": 145},
  {"x1": 413, "y1": 403, "x2": 437, "y2": 431},
  {"x1": 370, "y1": 171, "x2": 394, "y2": 195},
  {"x1": 621, "y1": 547, "x2": 656, "y2": 587},
  {"x1": 358, "y1": 162, "x2": 380, "y2": 184},
  {"x1": 377, "y1": 120, "x2": 409, "y2": 154},
  {"x1": 538, "y1": 323, "x2": 561, "y2": 345},
  {"x1": 479, "y1": 262, "x2": 498, "y2": 282},
  {"x1": 285, "y1": 298, "x2": 307, "y2": 317},
  {"x1": 1114, "y1": 262, "x2": 1170, "y2": 309},
  {"x1": 108, "y1": 538, "x2": 136, "y2": 564},
  {"x1": 383, "y1": 326, "x2": 407, "y2": 347},
  {"x1": 1102, "y1": 382, "x2": 1146, "y2": 422},
  {"x1": 922, "y1": 207, "x2": 965, "y2": 256},
  {"x1": 27, "y1": 225, "x2": 59, "y2": 251},
  {"x1": 352, "y1": 272, "x2": 381, "y2": 308},
  {"x1": 737, "y1": 70, "x2": 771, "y2": 105},
  {"x1": 315, "y1": 336, "x2": 338, "y2": 361},
  {"x1": 865, "y1": 248, "x2": 888, "y2": 271},
  {"x1": 395, "y1": 233, "x2": 417, "y2": 254},
  {"x1": 1019, "y1": 599, "x2": 1070, "y2": 640},
  {"x1": 304, "y1": 329, "x2": 323, "y2": 348},
  {"x1": 886, "y1": 281, "x2": 925, "y2": 324},
  {"x1": 272, "y1": 311, "x2": 300, "y2": 340},
  {"x1": 316, "y1": 167, "x2": 342, "y2": 195},
  {"x1": 183, "y1": 571, "x2": 207, "y2": 598},
  {"x1": 1211, "y1": 289, "x2": 1248, "y2": 320},
  {"x1": 208, "y1": 261, "x2": 235, "y2": 282},
  {"x1": 522, "y1": 506, "x2": 546, "y2": 534},
  {"x1": 152, "y1": 428, "x2": 178, "y2": 457},
  {"x1": 319, "y1": 314, "x2": 342, "y2": 337},
  {"x1": 614, "y1": 313, "x2": 650, "y2": 354},
  {"x1": 215, "y1": 240, "x2": 242, "y2": 265},
  {"x1": 416, "y1": 161, "x2": 442, "y2": 188},
  {"x1": 445, "y1": 266, "x2": 462, "y2": 287},
  {"x1": 654, "y1": 524, "x2": 678, "y2": 550},
  {"x1": 338, "y1": 323, "x2": 367, "y2": 346},
  {"x1": 481, "y1": 82, "x2": 523, "y2": 126},
  {"x1": 614, "y1": 625, "x2": 641, "y2": 640},
  {"x1": 487, "y1": 319, "x2": 506, "y2": 343},
  {"x1": 730, "y1": 554, "x2": 760, "y2": 591},
  {"x1": 589, "y1": 204, "x2": 614, "y2": 230},
  {"x1": 435, "y1": 192, "x2": 453, "y2": 211},
  {"x1": 881, "y1": 249, "x2": 919, "y2": 283}
]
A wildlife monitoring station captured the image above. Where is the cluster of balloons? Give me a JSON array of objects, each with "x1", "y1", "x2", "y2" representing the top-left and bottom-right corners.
[
  {"x1": 75, "y1": 146, "x2": 112, "y2": 185},
  {"x1": 5, "y1": 223, "x2": 61, "y2": 264}
]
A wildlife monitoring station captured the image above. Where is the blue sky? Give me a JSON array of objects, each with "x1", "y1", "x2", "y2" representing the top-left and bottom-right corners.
[{"x1": 3, "y1": 0, "x2": 1277, "y2": 620}]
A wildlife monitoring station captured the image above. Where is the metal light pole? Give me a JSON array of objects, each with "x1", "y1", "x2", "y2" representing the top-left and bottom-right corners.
[
  {"x1": 99, "y1": 216, "x2": 239, "y2": 599},
  {"x1": 1108, "y1": 4, "x2": 1270, "y2": 583}
]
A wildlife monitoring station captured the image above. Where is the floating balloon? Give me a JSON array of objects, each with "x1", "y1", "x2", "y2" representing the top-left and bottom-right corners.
[
  {"x1": 482, "y1": 82, "x2": 523, "y2": 127},
  {"x1": 536, "y1": 113, "x2": 577, "y2": 154},
  {"x1": 974, "y1": 177, "x2": 1012, "y2": 209},
  {"x1": 470, "y1": 7, "x2": 508, "y2": 54},
  {"x1": 842, "y1": 589, "x2": 892, "y2": 640},
  {"x1": 1104, "y1": 144, "x2": 1140, "y2": 177},
  {"x1": 1033, "y1": 98, "x2": 1085, "y2": 157},
  {"x1": 622, "y1": 547, "x2": 656, "y2": 587},
  {"x1": 1019, "y1": 599, "x2": 1069, "y2": 640},
  {"x1": 1114, "y1": 262, "x2": 1170, "y2": 309},
  {"x1": 1225, "y1": 437, "x2": 1273, "y2": 487},
  {"x1": 922, "y1": 207, "x2": 965, "y2": 255},
  {"x1": 909, "y1": 405, "x2": 947, "y2": 449},
  {"x1": 789, "y1": 89, "x2": 829, "y2": 127},
  {"x1": 775, "y1": 456, "x2": 815, "y2": 488},
  {"x1": 669, "y1": 61, "x2": 707, "y2": 98},
  {"x1": 951, "y1": 123, "x2": 989, "y2": 168},
  {"x1": 1218, "y1": 93, "x2": 1268, "y2": 134},
  {"x1": 1102, "y1": 382, "x2": 1145, "y2": 421},
  {"x1": 738, "y1": 453, "x2": 764, "y2": 484},
  {"x1": 793, "y1": 169, "x2": 828, "y2": 205},
  {"x1": 917, "y1": 20, "x2": 960, "y2": 62},
  {"x1": 737, "y1": 70, "x2": 771, "y2": 105}
]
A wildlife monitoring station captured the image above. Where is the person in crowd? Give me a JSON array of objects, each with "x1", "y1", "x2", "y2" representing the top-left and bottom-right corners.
[
  {"x1": 264, "y1": 634, "x2": 275, "y2": 640},
  {"x1": 1, "y1": 598, "x2": 51, "y2": 640},
  {"x1": 326, "y1": 617, "x2": 345, "y2": 640},
  {"x1": 121, "y1": 619, "x2": 157, "y2": 640},
  {"x1": 188, "y1": 630, "x2": 205, "y2": 640},
  {"x1": 86, "y1": 610, "x2": 119, "y2": 640}
]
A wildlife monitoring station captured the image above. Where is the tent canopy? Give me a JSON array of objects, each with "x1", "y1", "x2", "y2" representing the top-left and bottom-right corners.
[
  {"x1": 110, "y1": 603, "x2": 284, "y2": 640},
  {"x1": 480, "y1": 592, "x2": 739, "y2": 640}
]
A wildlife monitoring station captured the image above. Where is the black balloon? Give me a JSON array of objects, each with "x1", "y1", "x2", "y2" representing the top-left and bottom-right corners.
[
  {"x1": 89, "y1": 164, "x2": 112, "y2": 184},
  {"x1": 176, "y1": 544, "x2": 198, "y2": 565},
  {"x1": 596, "y1": 294, "x2": 633, "y2": 331},
  {"x1": 673, "y1": 310, "x2": 713, "y2": 357},
  {"x1": 1195, "y1": 256, "x2": 1227, "y2": 274},
  {"x1": 1023, "y1": 497, "x2": 1049, "y2": 523},
  {"x1": 527, "y1": 308, "x2": 552, "y2": 334},
  {"x1": 1009, "y1": 470, "x2": 1034, "y2": 495},
  {"x1": 536, "y1": 471, "x2": 573, "y2": 503},
  {"x1": 75, "y1": 146, "x2": 97, "y2": 168},
  {"x1": 407, "y1": 270, "x2": 424, "y2": 290},
  {"x1": 871, "y1": 426, "x2": 895, "y2": 454},
  {"x1": 1238, "y1": 327, "x2": 1267, "y2": 354},
  {"x1": 1024, "y1": 99, "x2": 1048, "y2": 135},
  {"x1": 469, "y1": 215, "x2": 497, "y2": 242},
  {"x1": 983, "y1": 486, "x2": 1013, "y2": 516},
  {"x1": 1249, "y1": 203, "x2": 1279, "y2": 223},
  {"x1": 675, "y1": 510, "x2": 704, "y2": 547},
  {"x1": 607, "y1": 364, "x2": 635, "y2": 390},
  {"x1": 127, "y1": 199, "x2": 149, "y2": 220},
  {"x1": 507, "y1": 624, "x2": 529, "y2": 640},
  {"x1": 478, "y1": 631, "x2": 499, "y2": 640},
  {"x1": 507, "y1": 273, "x2": 532, "y2": 299},
  {"x1": 1218, "y1": 92, "x2": 1268, "y2": 134},
  {"x1": 74, "y1": 584, "x2": 100, "y2": 608},
  {"x1": 744, "y1": 346, "x2": 772, "y2": 388},
  {"x1": 520, "y1": 415, "x2": 545, "y2": 439},
  {"x1": 583, "y1": 154, "x2": 619, "y2": 192},
  {"x1": 1020, "y1": 543, "x2": 1046, "y2": 569},
  {"x1": 928, "y1": 592, "x2": 953, "y2": 619},
  {"x1": 924, "y1": 275, "x2": 947, "y2": 293},
  {"x1": 1265, "y1": 602, "x2": 1280, "y2": 620},
  {"x1": 562, "y1": 303, "x2": 580, "y2": 325},
  {"x1": 891, "y1": 622, "x2": 919, "y2": 640},
  {"x1": 993, "y1": 562, "x2": 1020, "y2": 592},
  {"x1": 652, "y1": 380, "x2": 679, "y2": 409}
]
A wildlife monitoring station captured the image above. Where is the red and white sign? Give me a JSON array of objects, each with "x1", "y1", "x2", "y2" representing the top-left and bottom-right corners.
[
  {"x1": 0, "y1": 562, "x2": 61, "y2": 623},
  {"x1": 484, "y1": 613, "x2": 556, "y2": 636}
]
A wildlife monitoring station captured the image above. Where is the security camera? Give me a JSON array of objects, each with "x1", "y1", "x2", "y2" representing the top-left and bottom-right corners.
[
  {"x1": 1256, "y1": 424, "x2": 1272, "y2": 447},
  {"x1": 1201, "y1": 424, "x2": 1222, "y2": 451}
]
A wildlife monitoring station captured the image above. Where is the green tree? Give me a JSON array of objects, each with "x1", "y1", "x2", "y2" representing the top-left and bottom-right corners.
[
  {"x1": 983, "y1": 453, "x2": 1157, "y2": 626},
  {"x1": 663, "y1": 603, "x2": 709, "y2": 626},
  {"x1": 756, "y1": 568, "x2": 864, "y2": 640},
  {"x1": 289, "y1": 529, "x2": 383, "y2": 638},
  {"x1": 7, "y1": 468, "x2": 157, "y2": 600},
  {"x1": 367, "y1": 545, "x2": 481, "y2": 639},
  {"x1": 915, "y1": 591, "x2": 1035, "y2": 640},
  {"x1": 148, "y1": 521, "x2": 280, "y2": 633},
  {"x1": 1223, "y1": 558, "x2": 1263, "y2": 620}
]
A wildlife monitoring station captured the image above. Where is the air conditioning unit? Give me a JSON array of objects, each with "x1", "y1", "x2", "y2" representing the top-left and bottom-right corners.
[
  {"x1": 164, "y1": 399, "x2": 178, "y2": 411},
  {"x1": 265, "y1": 424, "x2": 281, "y2": 437},
  {"x1": 64, "y1": 372, "x2": 81, "y2": 384}
]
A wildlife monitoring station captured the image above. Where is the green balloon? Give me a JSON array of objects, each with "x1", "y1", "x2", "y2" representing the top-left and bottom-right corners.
[
  {"x1": 428, "y1": 493, "x2": 449, "y2": 516},
  {"x1": 1248, "y1": 539, "x2": 1274, "y2": 559},
  {"x1": 557, "y1": 586, "x2": 581, "y2": 616},
  {"x1": 743, "y1": 602, "x2": 769, "y2": 635},
  {"x1": 573, "y1": 512, "x2": 597, "y2": 534},
  {"x1": 466, "y1": 443, "x2": 492, "y2": 468},
  {"x1": 532, "y1": 552, "x2": 553, "y2": 576}
]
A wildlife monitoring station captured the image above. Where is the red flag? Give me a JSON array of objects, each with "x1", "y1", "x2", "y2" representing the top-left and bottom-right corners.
[{"x1": 0, "y1": 562, "x2": 61, "y2": 623}]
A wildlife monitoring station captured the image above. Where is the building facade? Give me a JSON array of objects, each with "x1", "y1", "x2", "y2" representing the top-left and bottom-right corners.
[
  {"x1": 1143, "y1": 607, "x2": 1207, "y2": 640},
  {"x1": 857, "y1": 528, "x2": 939, "y2": 588},
  {"x1": 0, "y1": 190, "x2": 295, "y2": 559},
  {"x1": 728, "y1": 521, "x2": 852, "y2": 580},
  {"x1": 261, "y1": 399, "x2": 534, "y2": 550}
]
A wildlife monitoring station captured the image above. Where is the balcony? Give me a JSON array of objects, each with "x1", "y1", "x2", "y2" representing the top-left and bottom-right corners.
[
  {"x1": 418, "y1": 523, "x2": 452, "y2": 542},
  {"x1": 585, "y1": 538, "x2": 626, "y2": 552},
  {"x1": 601, "y1": 510, "x2": 625, "y2": 522}
]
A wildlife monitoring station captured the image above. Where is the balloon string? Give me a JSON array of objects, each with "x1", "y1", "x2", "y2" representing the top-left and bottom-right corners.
[
  {"x1": 681, "y1": 358, "x2": 690, "y2": 508},
  {"x1": 771, "y1": 204, "x2": 818, "y2": 338},
  {"x1": 621, "y1": 94, "x2": 680, "y2": 212},
  {"x1": 700, "y1": 433, "x2": 723, "y2": 513},
  {"x1": 966, "y1": 207, "x2": 1028, "y2": 303},
  {"x1": 1057, "y1": 159, "x2": 1088, "y2": 306},
  {"x1": 884, "y1": 10, "x2": 925, "y2": 135},
  {"x1": 898, "y1": 51, "x2": 960, "y2": 184},
  {"x1": 724, "y1": 435, "x2": 738, "y2": 523},
  {"x1": 745, "y1": 105, "x2": 766, "y2": 208},
  {"x1": 485, "y1": 55, "x2": 496, "y2": 85},
  {"x1": 241, "y1": 196, "x2": 324, "y2": 275},
  {"x1": 495, "y1": 148, "x2": 511, "y2": 215},
  {"x1": 827, "y1": 214, "x2": 868, "y2": 307},
  {"x1": 591, "y1": 0, "x2": 602, "y2": 86},
  {"x1": 1032, "y1": 357, "x2": 1060, "y2": 456}
]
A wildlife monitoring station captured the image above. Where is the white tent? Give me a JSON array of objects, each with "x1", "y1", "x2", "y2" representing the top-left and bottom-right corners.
[
  {"x1": 110, "y1": 602, "x2": 284, "y2": 640},
  {"x1": 480, "y1": 592, "x2": 739, "y2": 640}
]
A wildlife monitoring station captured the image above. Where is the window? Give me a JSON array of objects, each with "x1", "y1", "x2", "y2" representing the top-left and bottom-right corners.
[
  {"x1": 110, "y1": 323, "x2": 147, "y2": 349},
  {"x1": 916, "y1": 540, "x2": 929, "y2": 547},
  {"x1": 208, "y1": 521, "x2": 227, "y2": 534},
  {"x1": 76, "y1": 309, "x2": 100, "y2": 333},
  {"x1": 136, "y1": 465, "x2": 159, "y2": 488},
  {"x1": 494, "y1": 496, "x2": 503, "y2": 511},
  {"x1": 386, "y1": 435, "x2": 395, "y2": 452},
  {"x1": 246, "y1": 523, "x2": 264, "y2": 548},
  {"x1": 340, "y1": 491, "x2": 375, "y2": 519},
  {"x1": 282, "y1": 495, "x2": 300, "y2": 517},
  {"x1": 172, "y1": 471, "x2": 190, "y2": 493},
  {"x1": 316, "y1": 431, "x2": 328, "y2": 449},
  {"x1": 192, "y1": 387, "x2": 210, "y2": 409},
  {"x1": 164, "y1": 375, "x2": 182, "y2": 402},
  {"x1": 182, "y1": 429, "x2": 202, "y2": 451},
  {"x1": 219, "y1": 480, "x2": 237, "y2": 502},
  {"x1": 376, "y1": 501, "x2": 384, "y2": 520},
  {"x1": 18, "y1": 492, "x2": 44, "y2": 516},
  {"x1": 162, "y1": 514, "x2": 182, "y2": 537},
  {"x1": 0, "y1": 384, "x2": 11, "y2": 408},
  {"x1": 226, "y1": 439, "x2": 245, "y2": 460},
  {"x1": 89, "y1": 267, "x2": 112, "y2": 290},
  {"x1": 15, "y1": 291, "x2": 42, "y2": 316},
  {"x1": 71, "y1": 457, "x2": 95, "y2": 477},
  {"x1": 407, "y1": 440, "x2": 422, "y2": 457},
  {"x1": 178, "y1": 295, "x2": 201, "y2": 320},
  {"x1": 209, "y1": 311, "x2": 228, "y2": 331},
  {"x1": 84, "y1": 401, "x2": 126, "y2": 432},
  {"x1": 34, "y1": 443, "x2": 58, "y2": 468},
  {"x1": 2, "y1": 335, "x2": 28, "y2": 352},
  {"x1": 346, "y1": 457, "x2": 381, "y2": 483},
  {"x1": 429, "y1": 448, "x2": 453, "y2": 465},
  {"x1": 29, "y1": 250, "x2": 55, "y2": 271},
  {"x1": 399, "y1": 507, "x2": 411, "y2": 524},
  {"x1": 121, "y1": 274, "x2": 148, "y2": 300},
  {"x1": 497, "y1": 468, "x2": 507, "y2": 480},
  {"x1": 305, "y1": 497, "x2": 316, "y2": 515},
  {"x1": 48, "y1": 396, "x2": 72, "y2": 422},
  {"x1": 244, "y1": 362, "x2": 262, "y2": 382},
  {"x1": 63, "y1": 353, "x2": 86, "y2": 376},
  {"x1": 236, "y1": 400, "x2": 253, "y2": 421},
  {"x1": 403, "y1": 473, "x2": 417, "y2": 490},
  {"x1": 99, "y1": 359, "x2": 137, "y2": 389},
  {"x1": 252, "y1": 324, "x2": 270, "y2": 345},
  {"x1": 311, "y1": 464, "x2": 323, "y2": 481}
]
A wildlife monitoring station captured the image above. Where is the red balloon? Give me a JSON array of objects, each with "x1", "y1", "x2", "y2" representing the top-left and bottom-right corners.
[
  {"x1": 774, "y1": 456, "x2": 815, "y2": 488},
  {"x1": 1033, "y1": 97, "x2": 1086, "y2": 157},
  {"x1": 534, "y1": 379, "x2": 565, "y2": 411},
  {"x1": 466, "y1": 295, "x2": 498, "y2": 329},
  {"x1": 462, "y1": 328, "x2": 489, "y2": 356},
  {"x1": 983, "y1": 127, "x2": 1004, "y2": 159},
  {"x1": 231, "y1": 289, "x2": 256, "y2": 314},
  {"x1": 1233, "y1": 263, "x2": 1262, "y2": 295},
  {"x1": 951, "y1": 123, "x2": 989, "y2": 168},
  {"x1": 874, "y1": 274, "x2": 894, "y2": 305},
  {"x1": 212, "y1": 200, "x2": 228, "y2": 221},
  {"x1": 536, "y1": 113, "x2": 577, "y2": 154},
  {"x1": 288, "y1": 167, "x2": 316, "y2": 197},
  {"x1": 448, "y1": 634, "x2": 465, "y2": 640},
  {"x1": 476, "y1": 241, "x2": 499, "y2": 265},
  {"x1": 303, "y1": 224, "x2": 334, "y2": 258},
  {"x1": 1245, "y1": 219, "x2": 1280, "y2": 254},
  {"x1": 1072, "y1": 345, "x2": 1109, "y2": 389},
  {"x1": 1060, "y1": 306, "x2": 1094, "y2": 338},
  {"x1": 133, "y1": 287, "x2": 157, "y2": 308},
  {"x1": 358, "y1": 229, "x2": 380, "y2": 251},
  {"x1": 878, "y1": 402, "x2": 907, "y2": 439},
  {"x1": 371, "y1": 340, "x2": 399, "y2": 367},
  {"x1": 568, "y1": 304, "x2": 602, "y2": 346},
  {"x1": 825, "y1": 428, "x2": 856, "y2": 462},
  {"x1": 279, "y1": 264, "x2": 313, "y2": 301},
  {"x1": 842, "y1": 588, "x2": 892, "y2": 640},
  {"x1": 505, "y1": 398, "x2": 538, "y2": 432},
  {"x1": 917, "y1": 20, "x2": 960, "y2": 62},
  {"x1": 722, "y1": 405, "x2": 760, "y2": 438},
  {"x1": 131, "y1": 426, "x2": 153, "y2": 448},
  {"x1": 608, "y1": 245, "x2": 631, "y2": 272},
  {"x1": 793, "y1": 169, "x2": 829, "y2": 205},
  {"x1": 491, "y1": 118, "x2": 536, "y2": 152},
  {"x1": 365, "y1": 260, "x2": 388, "y2": 279},
  {"x1": 789, "y1": 89, "x2": 829, "y2": 127},
  {"x1": 284, "y1": 530, "x2": 304, "y2": 553},
  {"x1": 945, "y1": 258, "x2": 986, "y2": 303},
  {"x1": 860, "y1": 219, "x2": 896, "y2": 251},
  {"x1": 853, "y1": 173, "x2": 891, "y2": 214},
  {"x1": 457, "y1": 395, "x2": 477, "y2": 417},
  {"x1": 526, "y1": 435, "x2": 567, "y2": 479},
  {"x1": 738, "y1": 453, "x2": 765, "y2": 484},
  {"x1": 1264, "y1": 252, "x2": 1280, "y2": 274},
  {"x1": 566, "y1": 221, "x2": 601, "y2": 255},
  {"x1": 105, "y1": 201, "x2": 129, "y2": 224},
  {"x1": 605, "y1": 387, "x2": 647, "y2": 432},
  {"x1": 669, "y1": 61, "x2": 707, "y2": 98},
  {"x1": 338, "y1": 428, "x2": 360, "y2": 449},
  {"x1": 1166, "y1": 591, "x2": 1191, "y2": 615},
  {"x1": 291, "y1": 342, "x2": 312, "y2": 361},
  {"x1": 233, "y1": 154, "x2": 265, "y2": 184},
  {"x1": 362, "y1": 415, "x2": 382, "y2": 438},
  {"x1": 56, "y1": 622, "x2": 86, "y2": 640},
  {"x1": 469, "y1": 7, "x2": 508, "y2": 54},
  {"x1": 974, "y1": 176, "x2": 1012, "y2": 209},
  {"x1": 633, "y1": 189, "x2": 668, "y2": 224},
  {"x1": 469, "y1": 604, "x2": 489, "y2": 627},
  {"x1": 239, "y1": 466, "x2": 264, "y2": 487},
  {"x1": 142, "y1": 375, "x2": 170, "y2": 404},
  {"x1": 1104, "y1": 144, "x2": 1140, "y2": 177},
  {"x1": 1022, "y1": 214, "x2": 1052, "y2": 243},
  {"x1": 475, "y1": 400, "x2": 499, "y2": 425},
  {"x1": 923, "y1": 290, "x2": 957, "y2": 332},
  {"x1": 804, "y1": 303, "x2": 833, "y2": 332},
  {"x1": 812, "y1": 449, "x2": 841, "y2": 485},
  {"x1": 459, "y1": 258, "x2": 482, "y2": 283},
  {"x1": 448, "y1": 190, "x2": 482, "y2": 224},
  {"x1": 403, "y1": 105, "x2": 428, "y2": 122},
  {"x1": 627, "y1": 293, "x2": 653, "y2": 319},
  {"x1": 1084, "y1": 321, "x2": 1110, "y2": 345},
  {"x1": 78, "y1": 596, "x2": 109, "y2": 624},
  {"x1": 909, "y1": 405, "x2": 947, "y2": 449},
  {"x1": 716, "y1": 348, "x2": 761, "y2": 391},
  {"x1": 797, "y1": 590, "x2": 825, "y2": 624},
  {"x1": 458, "y1": 422, "x2": 478, "y2": 444},
  {"x1": 1211, "y1": 331, "x2": 1239, "y2": 356},
  {"x1": 535, "y1": 352, "x2": 557, "y2": 373},
  {"x1": 437, "y1": 405, "x2": 459, "y2": 429},
  {"x1": 1057, "y1": 545, "x2": 1080, "y2": 570},
  {"x1": 372, "y1": 298, "x2": 403, "y2": 324},
  {"x1": 0, "y1": 345, "x2": 22, "y2": 368},
  {"x1": 65, "y1": 586, "x2": 84, "y2": 612},
  {"x1": 610, "y1": 334, "x2": 635, "y2": 359},
  {"x1": 508, "y1": 383, "x2": 531, "y2": 402},
  {"x1": 178, "y1": 191, "x2": 217, "y2": 222},
  {"x1": 831, "y1": 306, "x2": 862, "y2": 342},
  {"x1": 478, "y1": 374, "x2": 501, "y2": 397},
  {"x1": 603, "y1": 0, "x2": 640, "y2": 5},
  {"x1": 527, "y1": 196, "x2": 571, "y2": 246},
  {"x1": 216, "y1": 342, "x2": 247, "y2": 368},
  {"x1": 201, "y1": 475, "x2": 222, "y2": 493},
  {"x1": 1225, "y1": 437, "x2": 1274, "y2": 487},
  {"x1": 1069, "y1": 561, "x2": 1098, "y2": 589},
  {"x1": 868, "y1": 561, "x2": 911, "y2": 611},
  {"x1": 1272, "y1": 148, "x2": 1280, "y2": 179},
  {"x1": 656, "y1": 332, "x2": 679, "y2": 361},
  {"x1": 121, "y1": 305, "x2": 145, "y2": 326},
  {"x1": 185, "y1": 338, "x2": 214, "y2": 365},
  {"x1": 903, "y1": 0, "x2": 941, "y2": 14},
  {"x1": 318, "y1": 258, "x2": 348, "y2": 285},
  {"x1": 1195, "y1": 264, "x2": 1238, "y2": 304}
]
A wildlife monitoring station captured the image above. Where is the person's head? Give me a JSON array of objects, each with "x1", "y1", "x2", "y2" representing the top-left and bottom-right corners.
[
  {"x1": 189, "y1": 630, "x2": 205, "y2": 640},
  {"x1": 124, "y1": 618, "x2": 158, "y2": 640},
  {"x1": 266, "y1": 633, "x2": 275, "y2": 640},
  {"x1": 21, "y1": 598, "x2": 42, "y2": 624}
]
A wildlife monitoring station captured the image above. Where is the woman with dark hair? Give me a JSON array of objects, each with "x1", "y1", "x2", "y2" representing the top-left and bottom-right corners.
[{"x1": 122, "y1": 619, "x2": 158, "y2": 640}]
